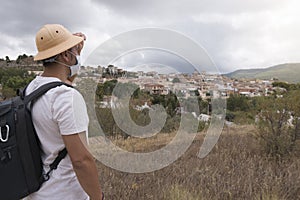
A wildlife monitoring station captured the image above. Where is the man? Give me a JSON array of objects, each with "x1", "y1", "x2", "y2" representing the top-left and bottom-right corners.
[{"x1": 26, "y1": 24, "x2": 103, "y2": 200}]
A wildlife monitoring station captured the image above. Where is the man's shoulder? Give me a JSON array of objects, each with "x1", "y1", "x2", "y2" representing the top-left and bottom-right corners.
[
  {"x1": 26, "y1": 76, "x2": 70, "y2": 95},
  {"x1": 49, "y1": 84, "x2": 76, "y2": 98},
  {"x1": 51, "y1": 84, "x2": 85, "y2": 102}
]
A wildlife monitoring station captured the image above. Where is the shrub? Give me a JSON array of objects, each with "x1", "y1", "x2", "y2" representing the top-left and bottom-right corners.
[{"x1": 255, "y1": 95, "x2": 299, "y2": 159}]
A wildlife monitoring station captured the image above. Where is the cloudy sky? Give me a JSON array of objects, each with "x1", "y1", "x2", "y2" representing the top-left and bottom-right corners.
[{"x1": 1, "y1": 0, "x2": 299, "y2": 73}]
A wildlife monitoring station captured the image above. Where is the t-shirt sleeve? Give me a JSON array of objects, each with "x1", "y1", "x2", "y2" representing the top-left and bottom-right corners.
[{"x1": 52, "y1": 87, "x2": 89, "y2": 135}]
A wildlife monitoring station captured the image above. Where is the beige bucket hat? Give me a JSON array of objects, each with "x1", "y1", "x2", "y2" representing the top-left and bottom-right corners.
[{"x1": 34, "y1": 24, "x2": 83, "y2": 61}]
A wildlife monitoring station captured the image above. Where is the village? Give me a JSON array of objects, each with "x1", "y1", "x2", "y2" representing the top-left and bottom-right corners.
[
  {"x1": 0, "y1": 54, "x2": 281, "y2": 104},
  {"x1": 0, "y1": 54, "x2": 280, "y2": 101},
  {"x1": 76, "y1": 64, "x2": 277, "y2": 100}
]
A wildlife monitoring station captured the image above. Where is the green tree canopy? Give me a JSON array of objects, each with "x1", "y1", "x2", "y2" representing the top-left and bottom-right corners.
[{"x1": 0, "y1": 68, "x2": 35, "y2": 99}]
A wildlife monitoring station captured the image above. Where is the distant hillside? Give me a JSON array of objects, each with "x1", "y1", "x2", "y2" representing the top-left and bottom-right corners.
[
  {"x1": 225, "y1": 63, "x2": 300, "y2": 83},
  {"x1": 0, "y1": 54, "x2": 42, "y2": 71}
]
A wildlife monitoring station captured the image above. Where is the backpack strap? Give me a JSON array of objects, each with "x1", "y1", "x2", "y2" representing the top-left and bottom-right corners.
[
  {"x1": 42, "y1": 148, "x2": 68, "y2": 182},
  {"x1": 23, "y1": 81, "x2": 73, "y2": 105},
  {"x1": 21, "y1": 81, "x2": 73, "y2": 183}
]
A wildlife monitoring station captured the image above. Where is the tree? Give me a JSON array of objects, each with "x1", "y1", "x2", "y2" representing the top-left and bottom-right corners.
[
  {"x1": 1, "y1": 87, "x2": 15, "y2": 99},
  {"x1": 103, "y1": 79, "x2": 117, "y2": 95},
  {"x1": 113, "y1": 82, "x2": 139, "y2": 99},
  {"x1": 150, "y1": 92, "x2": 179, "y2": 117},
  {"x1": 227, "y1": 94, "x2": 250, "y2": 112},
  {"x1": 172, "y1": 77, "x2": 180, "y2": 83},
  {"x1": 255, "y1": 93, "x2": 300, "y2": 158},
  {"x1": 0, "y1": 68, "x2": 35, "y2": 99},
  {"x1": 287, "y1": 90, "x2": 300, "y2": 142},
  {"x1": 5, "y1": 56, "x2": 10, "y2": 62},
  {"x1": 16, "y1": 54, "x2": 28, "y2": 64},
  {"x1": 194, "y1": 89, "x2": 200, "y2": 96},
  {"x1": 95, "y1": 83, "x2": 104, "y2": 101},
  {"x1": 272, "y1": 81, "x2": 290, "y2": 91},
  {"x1": 5, "y1": 56, "x2": 10, "y2": 63}
]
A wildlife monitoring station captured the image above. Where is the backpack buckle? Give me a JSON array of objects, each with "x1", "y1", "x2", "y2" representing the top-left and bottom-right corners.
[{"x1": 0, "y1": 125, "x2": 9, "y2": 143}]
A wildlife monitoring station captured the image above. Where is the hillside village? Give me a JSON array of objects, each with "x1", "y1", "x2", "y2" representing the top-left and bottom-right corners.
[
  {"x1": 78, "y1": 65, "x2": 278, "y2": 99},
  {"x1": 0, "y1": 55, "x2": 283, "y2": 101}
]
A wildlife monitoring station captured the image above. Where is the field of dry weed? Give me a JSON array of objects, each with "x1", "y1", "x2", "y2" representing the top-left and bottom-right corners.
[{"x1": 92, "y1": 125, "x2": 300, "y2": 200}]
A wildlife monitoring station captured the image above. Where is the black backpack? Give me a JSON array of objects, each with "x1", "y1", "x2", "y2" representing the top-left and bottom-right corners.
[{"x1": 0, "y1": 81, "x2": 71, "y2": 200}]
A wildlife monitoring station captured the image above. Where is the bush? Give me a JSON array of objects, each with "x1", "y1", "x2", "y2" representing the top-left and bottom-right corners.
[
  {"x1": 225, "y1": 111, "x2": 235, "y2": 122},
  {"x1": 255, "y1": 96, "x2": 299, "y2": 159}
]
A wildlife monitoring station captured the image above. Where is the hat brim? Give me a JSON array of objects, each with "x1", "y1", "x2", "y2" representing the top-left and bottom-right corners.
[{"x1": 34, "y1": 35, "x2": 84, "y2": 61}]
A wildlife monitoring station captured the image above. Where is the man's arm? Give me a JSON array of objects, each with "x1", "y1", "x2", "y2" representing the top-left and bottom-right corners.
[{"x1": 62, "y1": 132, "x2": 103, "y2": 200}]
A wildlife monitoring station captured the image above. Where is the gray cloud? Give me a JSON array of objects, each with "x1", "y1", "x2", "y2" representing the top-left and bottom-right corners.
[
  {"x1": 0, "y1": 0, "x2": 104, "y2": 59},
  {"x1": 112, "y1": 50, "x2": 196, "y2": 74},
  {"x1": 92, "y1": 0, "x2": 285, "y2": 18},
  {"x1": 0, "y1": 0, "x2": 299, "y2": 72},
  {"x1": 0, "y1": 0, "x2": 93, "y2": 36}
]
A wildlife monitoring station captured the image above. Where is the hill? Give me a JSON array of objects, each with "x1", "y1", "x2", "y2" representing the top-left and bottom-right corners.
[{"x1": 225, "y1": 63, "x2": 300, "y2": 83}]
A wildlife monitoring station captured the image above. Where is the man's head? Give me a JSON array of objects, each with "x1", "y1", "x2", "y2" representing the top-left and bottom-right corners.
[
  {"x1": 34, "y1": 24, "x2": 83, "y2": 62},
  {"x1": 34, "y1": 24, "x2": 85, "y2": 79}
]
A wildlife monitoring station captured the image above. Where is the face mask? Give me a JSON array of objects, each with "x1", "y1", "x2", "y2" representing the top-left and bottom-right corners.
[
  {"x1": 51, "y1": 51, "x2": 81, "y2": 77},
  {"x1": 69, "y1": 55, "x2": 81, "y2": 77}
]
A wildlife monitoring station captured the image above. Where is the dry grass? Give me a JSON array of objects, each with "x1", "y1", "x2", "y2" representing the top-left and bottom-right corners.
[
  {"x1": 112, "y1": 132, "x2": 178, "y2": 153},
  {"x1": 92, "y1": 125, "x2": 300, "y2": 200},
  {"x1": 164, "y1": 185, "x2": 202, "y2": 200}
]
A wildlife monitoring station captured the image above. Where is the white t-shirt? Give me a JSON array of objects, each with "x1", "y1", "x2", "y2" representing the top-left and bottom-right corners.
[{"x1": 25, "y1": 76, "x2": 89, "y2": 200}]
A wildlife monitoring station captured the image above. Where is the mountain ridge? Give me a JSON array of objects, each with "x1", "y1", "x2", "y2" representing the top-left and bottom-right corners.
[{"x1": 225, "y1": 63, "x2": 300, "y2": 83}]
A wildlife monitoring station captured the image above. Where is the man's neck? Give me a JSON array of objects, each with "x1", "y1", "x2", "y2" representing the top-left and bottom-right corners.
[{"x1": 41, "y1": 63, "x2": 69, "y2": 82}]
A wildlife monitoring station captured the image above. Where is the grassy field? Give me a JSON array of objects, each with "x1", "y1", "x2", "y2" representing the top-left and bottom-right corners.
[{"x1": 92, "y1": 125, "x2": 300, "y2": 200}]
